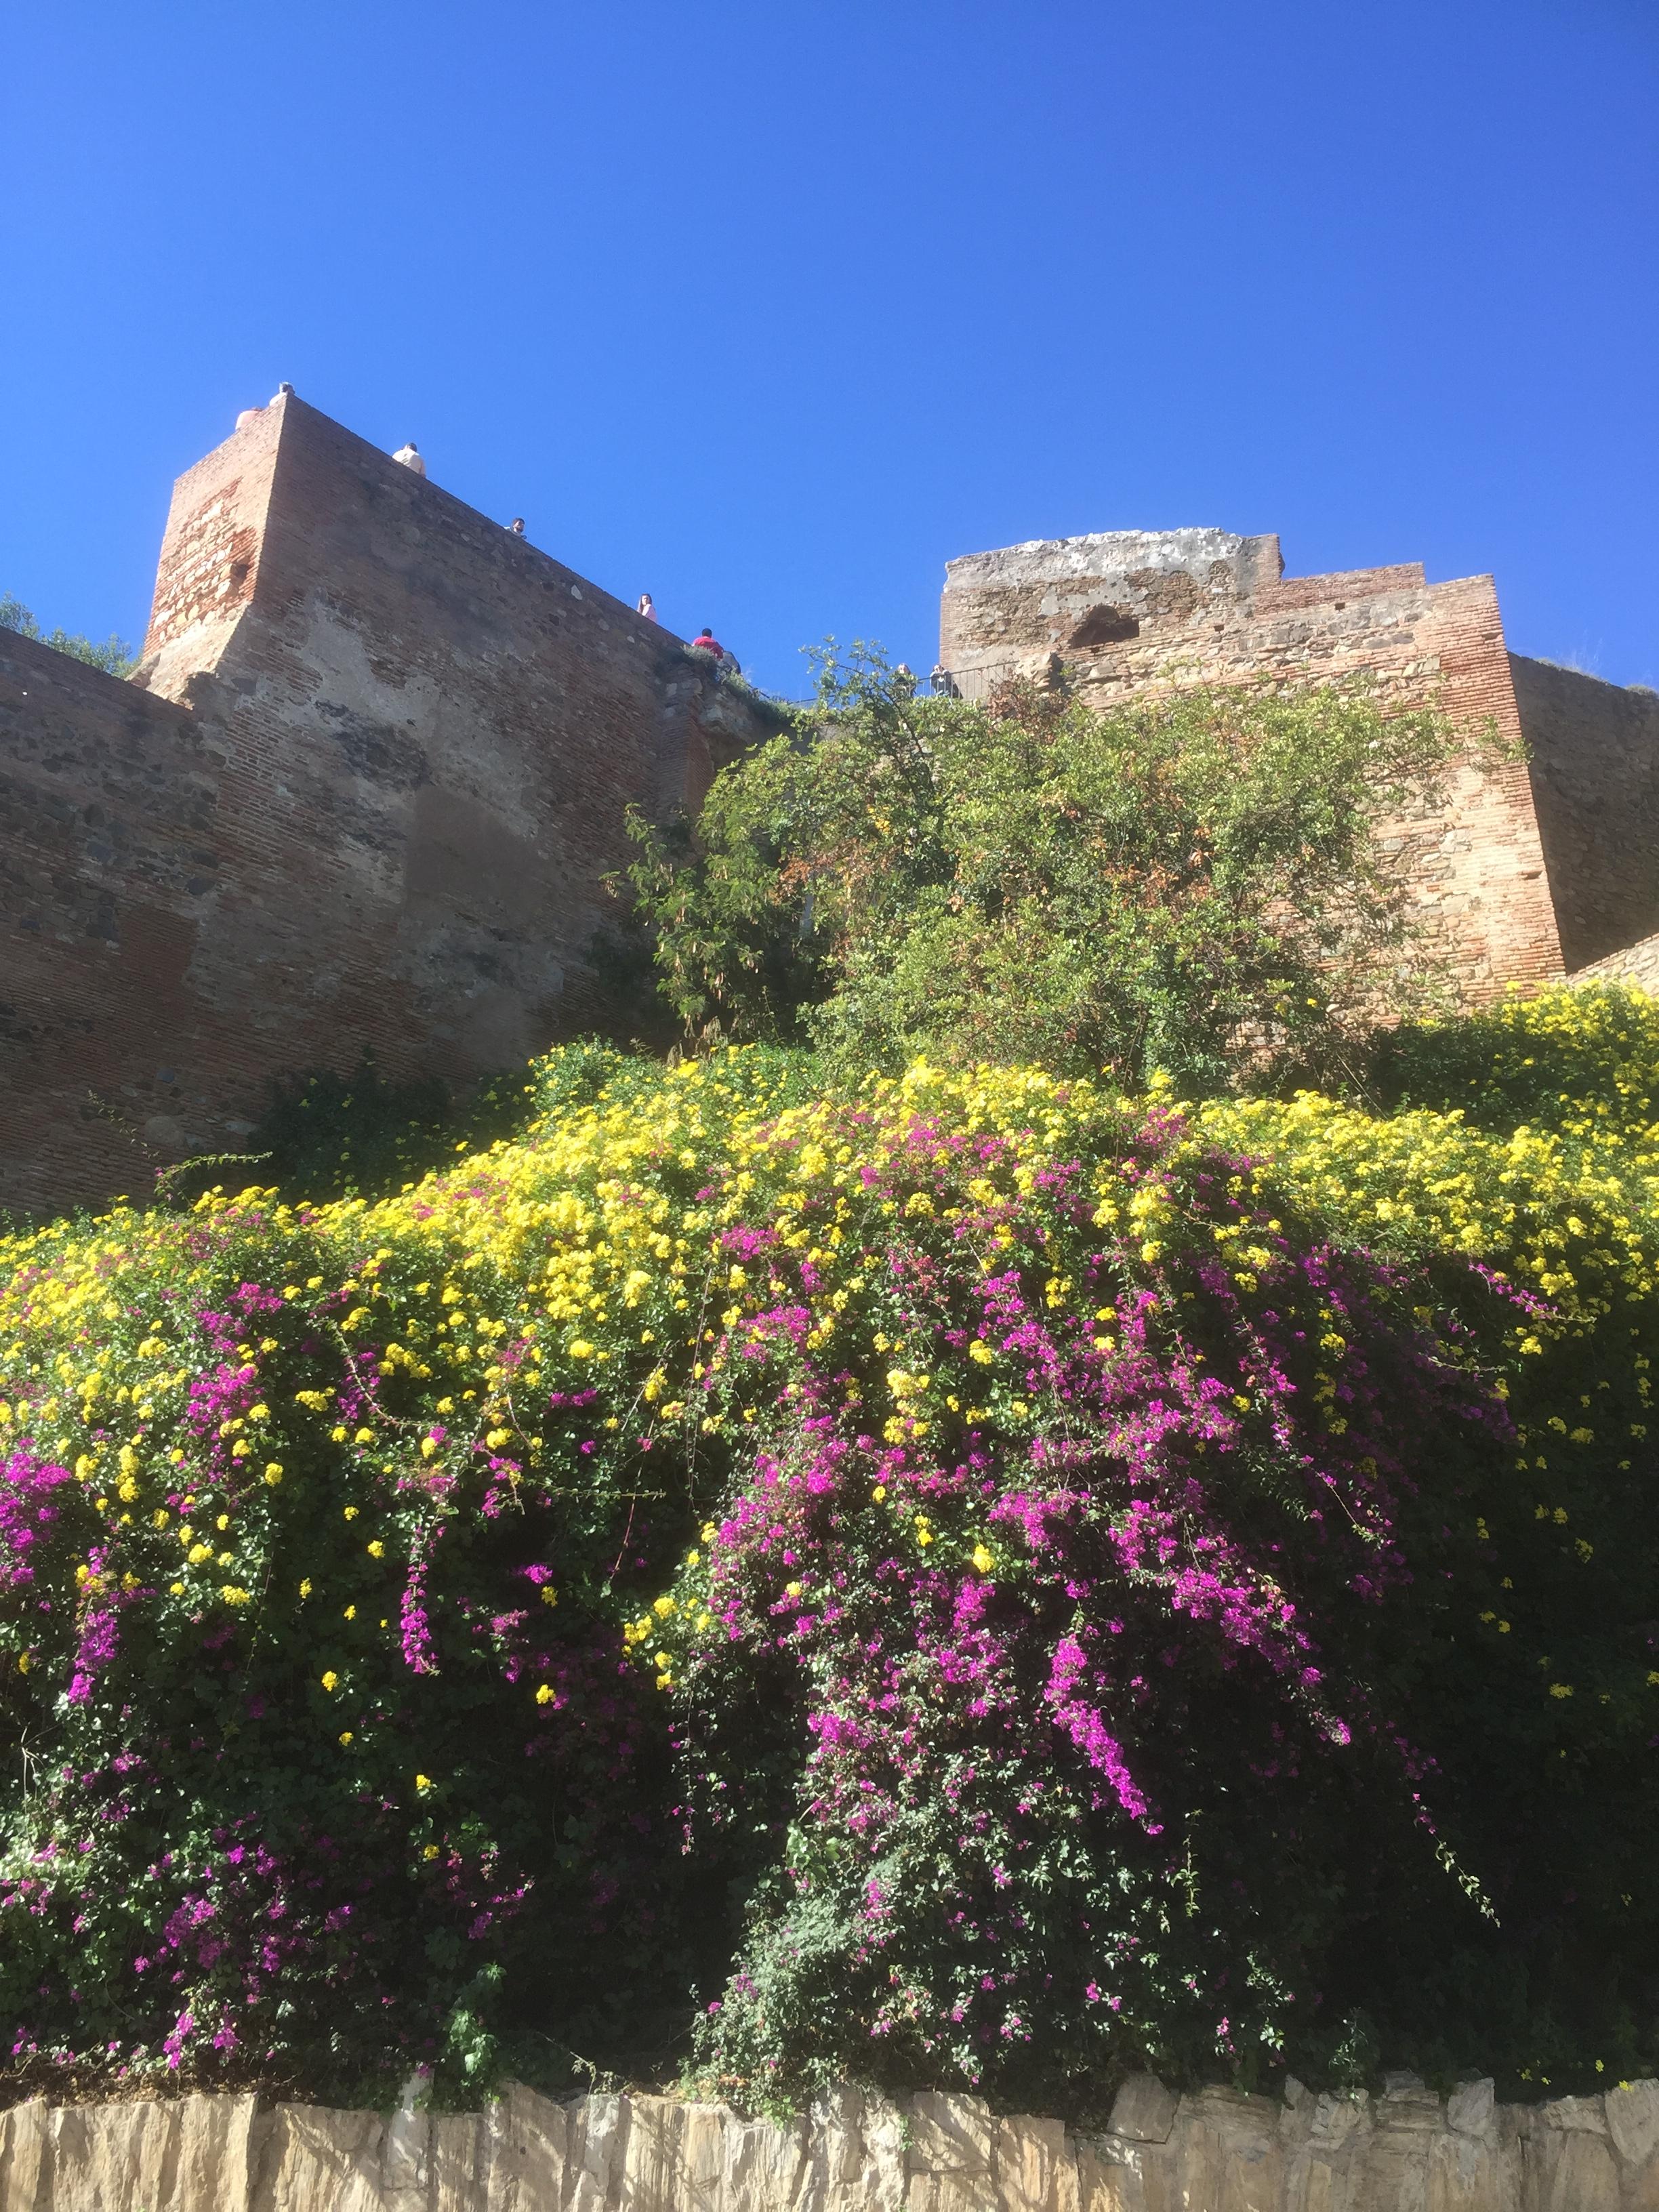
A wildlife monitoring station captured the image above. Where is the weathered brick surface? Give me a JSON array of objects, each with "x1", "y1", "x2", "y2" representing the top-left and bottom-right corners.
[
  {"x1": 1509, "y1": 655, "x2": 1659, "y2": 970},
  {"x1": 941, "y1": 529, "x2": 1570, "y2": 1000},
  {"x1": 3, "y1": 394, "x2": 764, "y2": 1217},
  {"x1": 1, "y1": 632, "x2": 228, "y2": 1215}
]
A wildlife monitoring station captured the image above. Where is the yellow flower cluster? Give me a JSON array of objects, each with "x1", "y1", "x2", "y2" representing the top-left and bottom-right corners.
[{"x1": 2, "y1": 990, "x2": 1655, "y2": 1748}]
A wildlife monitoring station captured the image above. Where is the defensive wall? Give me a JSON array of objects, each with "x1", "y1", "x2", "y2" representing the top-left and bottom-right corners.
[
  {"x1": 7, "y1": 436, "x2": 1659, "y2": 1221},
  {"x1": 5, "y1": 2071, "x2": 1659, "y2": 2211},
  {"x1": 939, "y1": 531, "x2": 1659, "y2": 996},
  {"x1": 1, "y1": 394, "x2": 766, "y2": 1218}
]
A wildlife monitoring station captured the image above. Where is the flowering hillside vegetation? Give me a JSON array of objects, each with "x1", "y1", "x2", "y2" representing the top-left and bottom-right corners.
[{"x1": 2, "y1": 989, "x2": 1657, "y2": 2115}]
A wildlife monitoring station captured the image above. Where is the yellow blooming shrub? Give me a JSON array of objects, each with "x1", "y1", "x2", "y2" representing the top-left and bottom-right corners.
[{"x1": 0, "y1": 999, "x2": 1655, "y2": 2107}]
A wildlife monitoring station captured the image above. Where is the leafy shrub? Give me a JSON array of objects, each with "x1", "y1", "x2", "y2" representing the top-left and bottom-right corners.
[
  {"x1": 1371, "y1": 981, "x2": 1659, "y2": 1147},
  {"x1": 1, "y1": 993, "x2": 1656, "y2": 2112},
  {"x1": 626, "y1": 649, "x2": 1467, "y2": 1094},
  {"x1": 161, "y1": 1055, "x2": 602, "y2": 1212},
  {"x1": 0, "y1": 592, "x2": 136, "y2": 680}
]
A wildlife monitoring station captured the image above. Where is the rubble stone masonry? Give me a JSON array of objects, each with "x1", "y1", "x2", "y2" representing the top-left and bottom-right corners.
[
  {"x1": 5, "y1": 2072, "x2": 1659, "y2": 2211},
  {"x1": 941, "y1": 530, "x2": 1659, "y2": 1006},
  {"x1": 8, "y1": 449, "x2": 1658, "y2": 1222},
  {"x1": 1, "y1": 394, "x2": 765, "y2": 1217},
  {"x1": 1507, "y1": 655, "x2": 1659, "y2": 972}
]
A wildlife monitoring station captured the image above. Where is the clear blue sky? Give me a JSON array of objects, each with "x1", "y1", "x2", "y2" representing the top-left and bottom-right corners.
[{"x1": 3, "y1": 0, "x2": 1655, "y2": 696}]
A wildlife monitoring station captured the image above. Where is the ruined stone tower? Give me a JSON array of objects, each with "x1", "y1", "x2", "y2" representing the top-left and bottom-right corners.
[{"x1": 940, "y1": 528, "x2": 1659, "y2": 1001}]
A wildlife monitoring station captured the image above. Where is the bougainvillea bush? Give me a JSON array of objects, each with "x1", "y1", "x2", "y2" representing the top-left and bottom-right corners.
[{"x1": 2, "y1": 989, "x2": 1657, "y2": 2112}]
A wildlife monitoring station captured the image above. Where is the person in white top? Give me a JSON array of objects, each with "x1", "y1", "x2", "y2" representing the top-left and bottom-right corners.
[
  {"x1": 392, "y1": 443, "x2": 426, "y2": 477},
  {"x1": 636, "y1": 592, "x2": 657, "y2": 622}
]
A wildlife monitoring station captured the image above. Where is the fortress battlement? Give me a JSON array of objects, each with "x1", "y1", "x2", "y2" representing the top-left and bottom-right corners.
[{"x1": 3, "y1": 403, "x2": 1658, "y2": 1216}]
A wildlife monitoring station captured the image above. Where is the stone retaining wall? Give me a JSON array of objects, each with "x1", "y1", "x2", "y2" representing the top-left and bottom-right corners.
[
  {"x1": 4, "y1": 2071, "x2": 1658, "y2": 2211},
  {"x1": 1573, "y1": 928, "x2": 1659, "y2": 994}
]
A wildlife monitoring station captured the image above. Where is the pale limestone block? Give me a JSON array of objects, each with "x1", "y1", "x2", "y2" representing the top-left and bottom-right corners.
[
  {"x1": 49, "y1": 2097, "x2": 178, "y2": 2212},
  {"x1": 1378, "y1": 2087, "x2": 1445, "y2": 2131},
  {"x1": 1285, "y1": 2093, "x2": 1372, "y2": 2212},
  {"x1": 1178, "y1": 2088, "x2": 1282, "y2": 2212},
  {"x1": 173, "y1": 2091, "x2": 259, "y2": 2212},
  {"x1": 909, "y1": 2093, "x2": 996, "y2": 2177},
  {"x1": 1283, "y1": 2079, "x2": 1318, "y2": 2167},
  {"x1": 1540, "y1": 2093, "x2": 1606, "y2": 2133},
  {"x1": 1354, "y1": 2119, "x2": 1434, "y2": 2212},
  {"x1": 251, "y1": 2104, "x2": 386, "y2": 2212},
  {"x1": 907, "y1": 2177, "x2": 994, "y2": 2212},
  {"x1": 614, "y1": 2093, "x2": 680, "y2": 2211},
  {"x1": 1605, "y1": 2081, "x2": 1659, "y2": 2170},
  {"x1": 1528, "y1": 2127, "x2": 1620, "y2": 2212},
  {"x1": 429, "y1": 2113, "x2": 485, "y2": 2212},
  {"x1": 381, "y1": 2081, "x2": 429, "y2": 2211},
  {"x1": 1425, "y1": 2127, "x2": 1504, "y2": 2212},
  {"x1": 804, "y1": 2083, "x2": 906, "y2": 2212},
  {"x1": 480, "y1": 2085, "x2": 568, "y2": 2212},
  {"x1": 1309, "y1": 2095, "x2": 1371, "y2": 2155},
  {"x1": 1105, "y1": 2079, "x2": 1179, "y2": 2146},
  {"x1": 994, "y1": 2113, "x2": 1078, "y2": 2212},
  {"x1": 725, "y1": 2110, "x2": 810, "y2": 2212},
  {"x1": 678, "y1": 2101, "x2": 734, "y2": 2205},
  {"x1": 481, "y1": 2097, "x2": 516, "y2": 2212},
  {"x1": 1446, "y1": 2084, "x2": 1495, "y2": 2144},
  {"x1": 564, "y1": 2093, "x2": 626, "y2": 2212},
  {"x1": 1075, "y1": 2131, "x2": 1176, "y2": 2212},
  {"x1": 0, "y1": 2100, "x2": 49, "y2": 2212},
  {"x1": 906, "y1": 2095, "x2": 998, "y2": 2212}
]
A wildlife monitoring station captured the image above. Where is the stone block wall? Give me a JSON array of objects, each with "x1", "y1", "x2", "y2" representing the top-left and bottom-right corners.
[
  {"x1": 1508, "y1": 657, "x2": 1659, "y2": 972},
  {"x1": 1, "y1": 394, "x2": 766, "y2": 1218},
  {"x1": 939, "y1": 530, "x2": 1569, "y2": 1003},
  {"x1": 1573, "y1": 930, "x2": 1659, "y2": 993},
  {"x1": 5, "y1": 2072, "x2": 1659, "y2": 2211}
]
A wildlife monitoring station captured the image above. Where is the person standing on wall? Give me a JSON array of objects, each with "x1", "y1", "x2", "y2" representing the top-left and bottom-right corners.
[{"x1": 637, "y1": 592, "x2": 657, "y2": 621}]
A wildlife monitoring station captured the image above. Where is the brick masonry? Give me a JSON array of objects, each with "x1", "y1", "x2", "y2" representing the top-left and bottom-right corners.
[
  {"x1": 2, "y1": 394, "x2": 766, "y2": 1218},
  {"x1": 941, "y1": 530, "x2": 1659, "y2": 1004},
  {"x1": 9, "y1": 458, "x2": 1658, "y2": 1222}
]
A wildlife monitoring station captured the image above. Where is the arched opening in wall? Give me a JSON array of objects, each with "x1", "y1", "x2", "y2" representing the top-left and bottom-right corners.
[{"x1": 1068, "y1": 604, "x2": 1140, "y2": 650}]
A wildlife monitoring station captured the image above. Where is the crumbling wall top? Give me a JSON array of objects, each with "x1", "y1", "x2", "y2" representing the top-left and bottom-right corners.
[{"x1": 943, "y1": 528, "x2": 1284, "y2": 598}]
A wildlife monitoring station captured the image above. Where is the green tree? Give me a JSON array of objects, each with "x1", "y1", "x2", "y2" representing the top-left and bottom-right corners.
[
  {"x1": 626, "y1": 647, "x2": 1467, "y2": 1093},
  {"x1": 0, "y1": 591, "x2": 136, "y2": 678}
]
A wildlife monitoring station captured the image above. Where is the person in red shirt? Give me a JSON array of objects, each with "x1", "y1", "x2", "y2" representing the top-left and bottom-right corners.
[{"x1": 693, "y1": 627, "x2": 725, "y2": 657}]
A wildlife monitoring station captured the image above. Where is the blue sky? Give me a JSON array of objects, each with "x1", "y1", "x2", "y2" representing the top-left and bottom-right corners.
[{"x1": 3, "y1": 0, "x2": 1655, "y2": 696}]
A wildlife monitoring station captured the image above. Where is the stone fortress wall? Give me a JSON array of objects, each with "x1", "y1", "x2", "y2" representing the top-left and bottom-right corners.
[
  {"x1": 4, "y1": 2070, "x2": 1658, "y2": 2211},
  {"x1": 939, "y1": 530, "x2": 1659, "y2": 996},
  {"x1": 0, "y1": 394, "x2": 766, "y2": 1218},
  {"x1": 6, "y1": 419, "x2": 1658, "y2": 1221}
]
